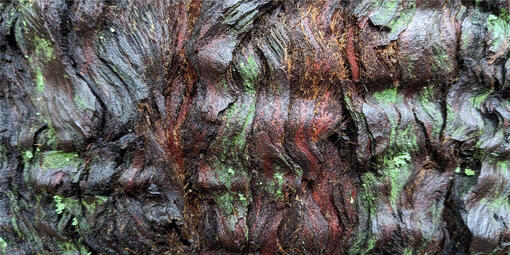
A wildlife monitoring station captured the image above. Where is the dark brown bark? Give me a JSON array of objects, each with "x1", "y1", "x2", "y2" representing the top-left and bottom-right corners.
[{"x1": 1, "y1": 0, "x2": 510, "y2": 254}]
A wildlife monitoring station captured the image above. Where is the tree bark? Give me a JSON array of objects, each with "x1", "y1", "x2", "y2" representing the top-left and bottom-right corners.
[{"x1": 1, "y1": 0, "x2": 510, "y2": 254}]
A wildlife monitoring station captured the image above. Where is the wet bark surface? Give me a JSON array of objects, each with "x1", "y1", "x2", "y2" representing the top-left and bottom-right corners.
[{"x1": 1, "y1": 0, "x2": 510, "y2": 254}]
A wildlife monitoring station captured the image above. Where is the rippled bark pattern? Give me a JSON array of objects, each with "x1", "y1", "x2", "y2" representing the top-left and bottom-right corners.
[{"x1": 1, "y1": 0, "x2": 510, "y2": 254}]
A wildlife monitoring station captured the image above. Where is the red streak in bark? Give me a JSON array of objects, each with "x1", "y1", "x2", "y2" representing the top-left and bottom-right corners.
[
  {"x1": 260, "y1": 211, "x2": 283, "y2": 255},
  {"x1": 312, "y1": 171, "x2": 340, "y2": 251},
  {"x1": 295, "y1": 125, "x2": 319, "y2": 181},
  {"x1": 346, "y1": 25, "x2": 359, "y2": 82},
  {"x1": 50, "y1": 172, "x2": 65, "y2": 188},
  {"x1": 122, "y1": 149, "x2": 145, "y2": 191}
]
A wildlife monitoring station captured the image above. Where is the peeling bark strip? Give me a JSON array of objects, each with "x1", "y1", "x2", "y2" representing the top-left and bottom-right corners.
[{"x1": 1, "y1": 0, "x2": 510, "y2": 254}]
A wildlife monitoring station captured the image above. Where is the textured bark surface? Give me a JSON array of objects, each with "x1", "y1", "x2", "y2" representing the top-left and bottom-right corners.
[{"x1": 1, "y1": 0, "x2": 510, "y2": 254}]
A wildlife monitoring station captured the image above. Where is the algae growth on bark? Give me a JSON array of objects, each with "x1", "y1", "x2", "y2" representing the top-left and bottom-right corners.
[{"x1": 1, "y1": 0, "x2": 510, "y2": 254}]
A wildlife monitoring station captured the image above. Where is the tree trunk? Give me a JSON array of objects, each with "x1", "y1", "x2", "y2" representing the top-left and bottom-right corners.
[{"x1": 1, "y1": 0, "x2": 510, "y2": 254}]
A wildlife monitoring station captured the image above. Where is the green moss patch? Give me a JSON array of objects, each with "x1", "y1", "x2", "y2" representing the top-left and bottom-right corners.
[
  {"x1": 418, "y1": 86, "x2": 443, "y2": 136},
  {"x1": 486, "y1": 12, "x2": 510, "y2": 50},
  {"x1": 22, "y1": 150, "x2": 33, "y2": 162},
  {"x1": 370, "y1": 0, "x2": 398, "y2": 26},
  {"x1": 35, "y1": 66, "x2": 44, "y2": 92},
  {"x1": 81, "y1": 195, "x2": 108, "y2": 213},
  {"x1": 74, "y1": 95, "x2": 89, "y2": 109},
  {"x1": 0, "y1": 237, "x2": 7, "y2": 253},
  {"x1": 464, "y1": 168, "x2": 476, "y2": 176},
  {"x1": 53, "y1": 195, "x2": 81, "y2": 216},
  {"x1": 373, "y1": 87, "x2": 400, "y2": 104},
  {"x1": 33, "y1": 36, "x2": 55, "y2": 64},
  {"x1": 469, "y1": 90, "x2": 492, "y2": 108},
  {"x1": 237, "y1": 55, "x2": 259, "y2": 93},
  {"x1": 41, "y1": 151, "x2": 81, "y2": 170}
]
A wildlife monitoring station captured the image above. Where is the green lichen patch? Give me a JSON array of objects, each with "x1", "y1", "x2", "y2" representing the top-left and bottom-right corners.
[
  {"x1": 41, "y1": 125, "x2": 58, "y2": 149},
  {"x1": 460, "y1": 23, "x2": 473, "y2": 52},
  {"x1": 208, "y1": 96, "x2": 257, "y2": 239},
  {"x1": 238, "y1": 193, "x2": 247, "y2": 202},
  {"x1": 351, "y1": 172, "x2": 385, "y2": 254},
  {"x1": 365, "y1": 235, "x2": 378, "y2": 252},
  {"x1": 261, "y1": 168, "x2": 285, "y2": 200},
  {"x1": 214, "y1": 192, "x2": 234, "y2": 214},
  {"x1": 381, "y1": 151, "x2": 412, "y2": 208},
  {"x1": 72, "y1": 218, "x2": 79, "y2": 226},
  {"x1": 214, "y1": 166, "x2": 237, "y2": 190},
  {"x1": 500, "y1": 8, "x2": 510, "y2": 22},
  {"x1": 370, "y1": 0, "x2": 398, "y2": 26},
  {"x1": 367, "y1": 121, "x2": 417, "y2": 209},
  {"x1": 350, "y1": 232, "x2": 378, "y2": 255},
  {"x1": 274, "y1": 172, "x2": 284, "y2": 197},
  {"x1": 496, "y1": 161, "x2": 508, "y2": 174},
  {"x1": 212, "y1": 192, "x2": 247, "y2": 216},
  {"x1": 388, "y1": 121, "x2": 418, "y2": 153},
  {"x1": 0, "y1": 237, "x2": 7, "y2": 253},
  {"x1": 383, "y1": 124, "x2": 418, "y2": 203},
  {"x1": 446, "y1": 103, "x2": 455, "y2": 123},
  {"x1": 230, "y1": 100, "x2": 256, "y2": 152},
  {"x1": 74, "y1": 95, "x2": 89, "y2": 109},
  {"x1": 444, "y1": 101, "x2": 477, "y2": 140},
  {"x1": 6, "y1": 192, "x2": 23, "y2": 238},
  {"x1": 464, "y1": 168, "x2": 476, "y2": 176},
  {"x1": 353, "y1": 149, "x2": 414, "y2": 253},
  {"x1": 212, "y1": 97, "x2": 257, "y2": 190},
  {"x1": 418, "y1": 86, "x2": 443, "y2": 136},
  {"x1": 53, "y1": 195, "x2": 81, "y2": 215},
  {"x1": 360, "y1": 172, "x2": 377, "y2": 213},
  {"x1": 35, "y1": 66, "x2": 45, "y2": 92},
  {"x1": 58, "y1": 240, "x2": 91, "y2": 255},
  {"x1": 41, "y1": 151, "x2": 81, "y2": 170},
  {"x1": 237, "y1": 55, "x2": 259, "y2": 93},
  {"x1": 387, "y1": 0, "x2": 416, "y2": 39},
  {"x1": 212, "y1": 190, "x2": 250, "y2": 242},
  {"x1": 373, "y1": 87, "x2": 400, "y2": 104},
  {"x1": 487, "y1": 195, "x2": 510, "y2": 212},
  {"x1": 81, "y1": 195, "x2": 108, "y2": 213},
  {"x1": 33, "y1": 36, "x2": 55, "y2": 64},
  {"x1": 431, "y1": 43, "x2": 454, "y2": 74},
  {"x1": 53, "y1": 195, "x2": 85, "y2": 234},
  {"x1": 486, "y1": 12, "x2": 510, "y2": 51},
  {"x1": 469, "y1": 90, "x2": 492, "y2": 108},
  {"x1": 22, "y1": 150, "x2": 33, "y2": 162}
]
